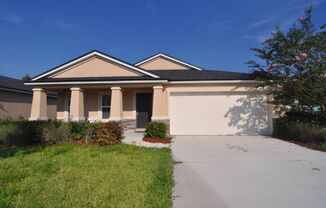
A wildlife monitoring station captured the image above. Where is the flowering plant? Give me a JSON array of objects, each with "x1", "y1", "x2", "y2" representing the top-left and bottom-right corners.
[{"x1": 247, "y1": 6, "x2": 326, "y2": 114}]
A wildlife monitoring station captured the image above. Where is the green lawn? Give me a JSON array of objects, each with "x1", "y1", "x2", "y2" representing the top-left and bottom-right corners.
[{"x1": 0, "y1": 144, "x2": 173, "y2": 208}]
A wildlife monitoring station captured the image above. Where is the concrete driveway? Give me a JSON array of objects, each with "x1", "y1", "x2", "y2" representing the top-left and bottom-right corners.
[{"x1": 172, "y1": 136, "x2": 326, "y2": 208}]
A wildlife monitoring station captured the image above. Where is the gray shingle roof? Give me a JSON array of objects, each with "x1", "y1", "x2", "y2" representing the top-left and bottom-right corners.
[
  {"x1": 0, "y1": 75, "x2": 57, "y2": 96},
  {"x1": 148, "y1": 70, "x2": 253, "y2": 81},
  {"x1": 0, "y1": 75, "x2": 33, "y2": 92},
  {"x1": 28, "y1": 69, "x2": 253, "y2": 83}
]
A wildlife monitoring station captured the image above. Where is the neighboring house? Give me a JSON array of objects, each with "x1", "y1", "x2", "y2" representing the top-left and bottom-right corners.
[
  {"x1": 0, "y1": 75, "x2": 57, "y2": 119},
  {"x1": 25, "y1": 50, "x2": 273, "y2": 135}
]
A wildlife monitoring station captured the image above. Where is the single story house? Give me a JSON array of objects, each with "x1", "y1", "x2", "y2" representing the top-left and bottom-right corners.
[
  {"x1": 25, "y1": 50, "x2": 273, "y2": 135},
  {"x1": 0, "y1": 75, "x2": 57, "y2": 119}
]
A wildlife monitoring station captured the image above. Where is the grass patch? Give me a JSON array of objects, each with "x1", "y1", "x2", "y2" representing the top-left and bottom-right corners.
[{"x1": 0, "y1": 144, "x2": 173, "y2": 208}]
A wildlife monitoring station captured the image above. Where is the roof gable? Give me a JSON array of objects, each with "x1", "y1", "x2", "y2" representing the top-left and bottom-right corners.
[
  {"x1": 32, "y1": 50, "x2": 159, "y2": 81},
  {"x1": 135, "y1": 53, "x2": 204, "y2": 71},
  {"x1": 50, "y1": 56, "x2": 143, "y2": 78}
]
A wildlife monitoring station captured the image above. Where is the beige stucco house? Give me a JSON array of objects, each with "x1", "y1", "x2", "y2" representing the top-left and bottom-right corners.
[
  {"x1": 0, "y1": 75, "x2": 57, "y2": 119},
  {"x1": 25, "y1": 50, "x2": 273, "y2": 135}
]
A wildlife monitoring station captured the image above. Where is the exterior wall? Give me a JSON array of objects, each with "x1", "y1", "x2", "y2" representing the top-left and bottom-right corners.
[
  {"x1": 138, "y1": 56, "x2": 191, "y2": 70},
  {"x1": 165, "y1": 83, "x2": 261, "y2": 93},
  {"x1": 122, "y1": 89, "x2": 134, "y2": 119},
  {"x1": 47, "y1": 96, "x2": 57, "y2": 119},
  {"x1": 152, "y1": 86, "x2": 168, "y2": 119},
  {"x1": 0, "y1": 89, "x2": 56, "y2": 120},
  {"x1": 56, "y1": 91, "x2": 67, "y2": 120},
  {"x1": 85, "y1": 89, "x2": 99, "y2": 119},
  {"x1": 50, "y1": 56, "x2": 142, "y2": 78}
]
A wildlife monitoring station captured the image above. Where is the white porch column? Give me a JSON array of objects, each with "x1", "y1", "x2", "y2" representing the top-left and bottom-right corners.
[
  {"x1": 110, "y1": 87, "x2": 122, "y2": 120},
  {"x1": 152, "y1": 85, "x2": 168, "y2": 120},
  {"x1": 29, "y1": 88, "x2": 48, "y2": 121},
  {"x1": 70, "y1": 87, "x2": 85, "y2": 121}
]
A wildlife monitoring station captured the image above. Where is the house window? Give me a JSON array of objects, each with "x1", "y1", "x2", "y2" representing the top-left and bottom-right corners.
[{"x1": 101, "y1": 94, "x2": 111, "y2": 119}]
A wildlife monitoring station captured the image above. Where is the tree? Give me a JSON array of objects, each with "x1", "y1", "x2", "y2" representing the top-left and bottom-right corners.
[
  {"x1": 247, "y1": 6, "x2": 326, "y2": 115},
  {"x1": 22, "y1": 74, "x2": 31, "y2": 81}
]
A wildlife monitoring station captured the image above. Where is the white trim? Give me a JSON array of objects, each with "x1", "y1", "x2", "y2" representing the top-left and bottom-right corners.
[
  {"x1": 24, "y1": 80, "x2": 255, "y2": 85},
  {"x1": 111, "y1": 86, "x2": 121, "y2": 90},
  {"x1": 169, "y1": 80, "x2": 257, "y2": 84},
  {"x1": 135, "y1": 53, "x2": 204, "y2": 71},
  {"x1": 153, "y1": 85, "x2": 163, "y2": 89},
  {"x1": 25, "y1": 80, "x2": 168, "y2": 85},
  {"x1": 32, "y1": 51, "x2": 159, "y2": 81}
]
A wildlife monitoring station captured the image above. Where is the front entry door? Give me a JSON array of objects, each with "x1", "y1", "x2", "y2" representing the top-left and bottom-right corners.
[{"x1": 136, "y1": 93, "x2": 153, "y2": 128}]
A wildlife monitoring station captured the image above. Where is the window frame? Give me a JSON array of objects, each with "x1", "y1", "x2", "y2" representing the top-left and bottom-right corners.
[{"x1": 98, "y1": 91, "x2": 111, "y2": 121}]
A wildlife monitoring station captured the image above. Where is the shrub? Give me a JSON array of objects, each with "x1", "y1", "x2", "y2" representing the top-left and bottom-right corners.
[
  {"x1": 273, "y1": 117, "x2": 326, "y2": 143},
  {"x1": 70, "y1": 122, "x2": 99, "y2": 141},
  {"x1": 93, "y1": 122, "x2": 124, "y2": 146},
  {"x1": 41, "y1": 122, "x2": 71, "y2": 145},
  {"x1": 0, "y1": 120, "x2": 46, "y2": 146},
  {"x1": 144, "y1": 122, "x2": 167, "y2": 139},
  {"x1": 285, "y1": 111, "x2": 326, "y2": 127},
  {"x1": 0, "y1": 119, "x2": 123, "y2": 147}
]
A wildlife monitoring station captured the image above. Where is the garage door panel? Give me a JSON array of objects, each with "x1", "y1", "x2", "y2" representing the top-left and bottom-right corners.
[{"x1": 170, "y1": 92, "x2": 270, "y2": 135}]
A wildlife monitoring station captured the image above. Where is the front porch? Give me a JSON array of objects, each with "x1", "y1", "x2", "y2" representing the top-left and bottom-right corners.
[{"x1": 29, "y1": 85, "x2": 169, "y2": 130}]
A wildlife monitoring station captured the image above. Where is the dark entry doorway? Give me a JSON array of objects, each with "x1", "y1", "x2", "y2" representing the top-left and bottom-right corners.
[{"x1": 136, "y1": 93, "x2": 153, "y2": 128}]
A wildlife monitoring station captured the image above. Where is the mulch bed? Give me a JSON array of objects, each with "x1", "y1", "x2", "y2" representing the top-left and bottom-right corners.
[{"x1": 143, "y1": 137, "x2": 171, "y2": 144}]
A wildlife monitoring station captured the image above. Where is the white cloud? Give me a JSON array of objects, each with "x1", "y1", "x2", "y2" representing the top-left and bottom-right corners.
[
  {"x1": 241, "y1": 34, "x2": 268, "y2": 43},
  {"x1": 44, "y1": 18, "x2": 78, "y2": 30},
  {"x1": 256, "y1": 35, "x2": 268, "y2": 42},
  {"x1": 207, "y1": 20, "x2": 233, "y2": 34},
  {"x1": 0, "y1": 14, "x2": 22, "y2": 23},
  {"x1": 241, "y1": 0, "x2": 325, "y2": 42},
  {"x1": 244, "y1": 0, "x2": 324, "y2": 31},
  {"x1": 137, "y1": 0, "x2": 156, "y2": 11},
  {"x1": 247, "y1": 17, "x2": 275, "y2": 30}
]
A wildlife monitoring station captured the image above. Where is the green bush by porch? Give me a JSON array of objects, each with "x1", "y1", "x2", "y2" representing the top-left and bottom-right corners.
[{"x1": 144, "y1": 122, "x2": 168, "y2": 139}]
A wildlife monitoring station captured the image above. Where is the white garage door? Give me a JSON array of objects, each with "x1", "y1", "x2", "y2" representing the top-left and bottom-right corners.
[{"x1": 169, "y1": 92, "x2": 271, "y2": 135}]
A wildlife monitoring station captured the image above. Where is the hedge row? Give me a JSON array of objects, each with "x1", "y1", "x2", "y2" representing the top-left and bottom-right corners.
[
  {"x1": 0, "y1": 120, "x2": 123, "y2": 146},
  {"x1": 273, "y1": 117, "x2": 326, "y2": 143}
]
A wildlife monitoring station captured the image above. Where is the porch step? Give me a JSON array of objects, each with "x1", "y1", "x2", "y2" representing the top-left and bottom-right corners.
[{"x1": 135, "y1": 128, "x2": 145, "y2": 132}]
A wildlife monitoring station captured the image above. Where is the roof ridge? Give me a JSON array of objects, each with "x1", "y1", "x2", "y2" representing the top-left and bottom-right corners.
[
  {"x1": 134, "y1": 52, "x2": 205, "y2": 71},
  {"x1": 30, "y1": 50, "x2": 160, "y2": 81}
]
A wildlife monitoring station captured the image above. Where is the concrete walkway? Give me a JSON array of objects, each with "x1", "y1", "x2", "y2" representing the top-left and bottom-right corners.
[
  {"x1": 122, "y1": 131, "x2": 170, "y2": 148},
  {"x1": 172, "y1": 136, "x2": 326, "y2": 208}
]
